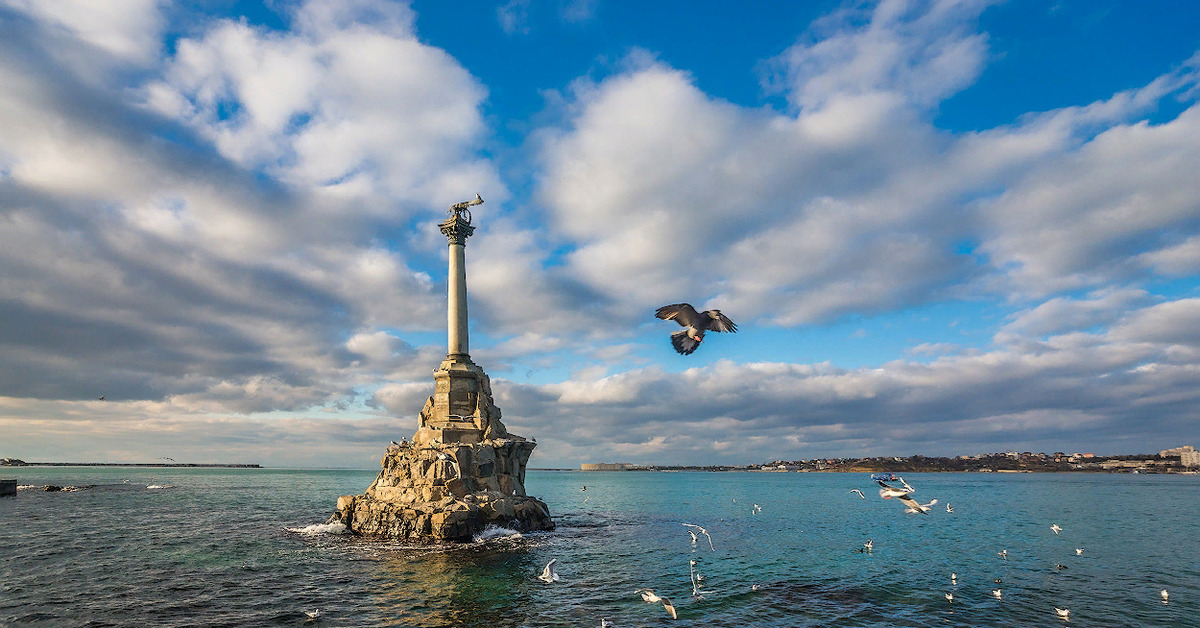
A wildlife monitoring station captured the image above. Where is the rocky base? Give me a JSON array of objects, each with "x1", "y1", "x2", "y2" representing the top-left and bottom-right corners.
[{"x1": 328, "y1": 438, "x2": 554, "y2": 541}]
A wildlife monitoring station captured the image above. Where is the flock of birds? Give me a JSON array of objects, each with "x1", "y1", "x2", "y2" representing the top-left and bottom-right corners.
[
  {"x1": 860, "y1": 474, "x2": 1171, "y2": 622},
  {"x1": 520, "y1": 474, "x2": 1176, "y2": 626}
]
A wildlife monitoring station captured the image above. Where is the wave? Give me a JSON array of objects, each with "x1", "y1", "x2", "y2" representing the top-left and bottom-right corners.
[
  {"x1": 146, "y1": 484, "x2": 175, "y2": 490},
  {"x1": 473, "y1": 526, "x2": 522, "y2": 542},
  {"x1": 286, "y1": 522, "x2": 349, "y2": 535}
]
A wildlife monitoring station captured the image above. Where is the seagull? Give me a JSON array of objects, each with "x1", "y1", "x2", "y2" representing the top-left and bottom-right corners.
[
  {"x1": 1055, "y1": 607, "x2": 1070, "y2": 620},
  {"x1": 682, "y1": 523, "x2": 715, "y2": 551},
  {"x1": 537, "y1": 559, "x2": 560, "y2": 583},
  {"x1": 752, "y1": 504, "x2": 762, "y2": 514},
  {"x1": 636, "y1": 589, "x2": 677, "y2": 619},
  {"x1": 946, "y1": 503, "x2": 954, "y2": 513},
  {"x1": 864, "y1": 539, "x2": 873, "y2": 552},
  {"x1": 1075, "y1": 548, "x2": 1083, "y2": 555},
  {"x1": 600, "y1": 619, "x2": 614, "y2": 628},
  {"x1": 945, "y1": 592, "x2": 954, "y2": 602},
  {"x1": 992, "y1": 589, "x2": 1003, "y2": 599},
  {"x1": 1051, "y1": 524, "x2": 1062, "y2": 535},
  {"x1": 951, "y1": 572, "x2": 957, "y2": 582},
  {"x1": 1161, "y1": 589, "x2": 1169, "y2": 603},
  {"x1": 689, "y1": 559, "x2": 703, "y2": 598},
  {"x1": 389, "y1": 440, "x2": 400, "y2": 448},
  {"x1": 655, "y1": 303, "x2": 737, "y2": 355},
  {"x1": 849, "y1": 489, "x2": 866, "y2": 499},
  {"x1": 97, "y1": 396, "x2": 106, "y2": 401},
  {"x1": 999, "y1": 549, "x2": 1008, "y2": 559},
  {"x1": 1054, "y1": 564, "x2": 1069, "y2": 571},
  {"x1": 876, "y1": 476, "x2": 916, "y2": 499},
  {"x1": 303, "y1": 609, "x2": 321, "y2": 620},
  {"x1": 159, "y1": 457, "x2": 174, "y2": 462},
  {"x1": 898, "y1": 494, "x2": 937, "y2": 514},
  {"x1": 581, "y1": 485, "x2": 587, "y2": 491}
]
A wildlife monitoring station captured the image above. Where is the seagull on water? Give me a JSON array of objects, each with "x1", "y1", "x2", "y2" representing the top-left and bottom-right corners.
[
  {"x1": 636, "y1": 589, "x2": 677, "y2": 619},
  {"x1": 849, "y1": 489, "x2": 865, "y2": 499},
  {"x1": 951, "y1": 572, "x2": 957, "y2": 583},
  {"x1": 1075, "y1": 548, "x2": 1083, "y2": 555},
  {"x1": 303, "y1": 609, "x2": 321, "y2": 621},
  {"x1": 655, "y1": 303, "x2": 737, "y2": 355},
  {"x1": 682, "y1": 523, "x2": 715, "y2": 551},
  {"x1": 1055, "y1": 607, "x2": 1070, "y2": 620},
  {"x1": 992, "y1": 589, "x2": 1003, "y2": 599},
  {"x1": 537, "y1": 559, "x2": 560, "y2": 583},
  {"x1": 1161, "y1": 589, "x2": 1169, "y2": 603},
  {"x1": 1051, "y1": 524, "x2": 1062, "y2": 535},
  {"x1": 946, "y1": 503, "x2": 954, "y2": 513},
  {"x1": 863, "y1": 539, "x2": 873, "y2": 552},
  {"x1": 945, "y1": 592, "x2": 954, "y2": 602},
  {"x1": 999, "y1": 549, "x2": 1008, "y2": 559}
]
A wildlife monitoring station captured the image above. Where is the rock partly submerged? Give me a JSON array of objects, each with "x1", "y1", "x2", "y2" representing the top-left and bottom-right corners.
[{"x1": 326, "y1": 437, "x2": 553, "y2": 542}]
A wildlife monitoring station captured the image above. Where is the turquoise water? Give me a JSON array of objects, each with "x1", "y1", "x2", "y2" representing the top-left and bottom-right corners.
[{"x1": 0, "y1": 467, "x2": 1197, "y2": 626}]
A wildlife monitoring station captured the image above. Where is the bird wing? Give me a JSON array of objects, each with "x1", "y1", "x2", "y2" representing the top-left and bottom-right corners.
[
  {"x1": 670, "y1": 330, "x2": 700, "y2": 355},
  {"x1": 704, "y1": 310, "x2": 738, "y2": 333},
  {"x1": 656, "y1": 303, "x2": 703, "y2": 327},
  {"x1": 660, "y1": 596, "x2": 677, "y2": 619},
  {"x1": 897, "y1": 494, "x2": 927, "y2": 512}
]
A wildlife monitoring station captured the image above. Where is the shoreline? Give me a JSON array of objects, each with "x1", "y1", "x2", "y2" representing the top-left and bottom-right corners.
[{"x1": 1, "y1": 462, "x2": 261, "y2": 468}]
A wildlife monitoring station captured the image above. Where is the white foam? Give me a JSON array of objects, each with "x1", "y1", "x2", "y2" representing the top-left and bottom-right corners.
[
  {"x1": 146, "y1": 484, "x2": 175, "y2": 489},
  {"x1": 286, "y1": 522, "x2": 349, "y2": 535},
  {"x1": 474, "y1": 526, "x2": 522, "y2": 541}
]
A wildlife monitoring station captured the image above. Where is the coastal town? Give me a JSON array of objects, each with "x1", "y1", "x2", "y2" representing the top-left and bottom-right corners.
[{"x1": 582, "y1": 445, "x2": 1200, "y2": 474}]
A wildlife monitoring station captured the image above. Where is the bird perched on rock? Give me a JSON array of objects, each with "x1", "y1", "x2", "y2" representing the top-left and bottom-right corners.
[{"x1": 655, "y1": 303, "x2": 737, "y2": 355}]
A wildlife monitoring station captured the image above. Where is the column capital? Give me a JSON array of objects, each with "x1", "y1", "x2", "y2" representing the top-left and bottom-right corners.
[{"x1": 439, "y1": 214, "x2": 475, "y2": 246}]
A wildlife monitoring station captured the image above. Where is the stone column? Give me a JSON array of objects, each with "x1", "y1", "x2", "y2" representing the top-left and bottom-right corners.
[{"x1": 439, "y1": 198, "x2": 478, "y2": 360}]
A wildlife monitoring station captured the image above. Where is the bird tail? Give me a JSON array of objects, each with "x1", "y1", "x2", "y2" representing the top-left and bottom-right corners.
[{"x1": 671, "y1": 330, "x2": 699, "y2": 355}]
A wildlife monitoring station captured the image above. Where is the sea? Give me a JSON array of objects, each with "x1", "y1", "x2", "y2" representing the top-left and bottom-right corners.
[{"x1": 0, "y1": 467, "x2": 1196, "y2": 627}]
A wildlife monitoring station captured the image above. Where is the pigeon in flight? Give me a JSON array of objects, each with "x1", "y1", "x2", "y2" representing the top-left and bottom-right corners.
[{"x1": 655, "y1": 303, "x2": 737, "y2": 355}]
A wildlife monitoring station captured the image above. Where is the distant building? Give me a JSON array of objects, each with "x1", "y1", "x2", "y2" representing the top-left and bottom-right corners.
[
  {"x1": 1181, "y1": 450, "x2": 1200, "y2": 468},
  {"x1": 1160, "y1": 445, "x2": 1196, "y2": 457},
  {"x1": 581, "y1": 463, "x2": 634, "y2": 471}
]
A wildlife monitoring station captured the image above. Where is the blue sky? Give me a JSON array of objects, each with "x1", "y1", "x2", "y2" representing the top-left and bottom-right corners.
[{"x1": 1, "y1": 0, "x2": 1199, "y2": 468}]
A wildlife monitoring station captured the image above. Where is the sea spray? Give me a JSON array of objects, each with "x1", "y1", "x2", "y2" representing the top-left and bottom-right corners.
[{"x1": 286, "y1": 522, "x2": 349, "y2": 535}]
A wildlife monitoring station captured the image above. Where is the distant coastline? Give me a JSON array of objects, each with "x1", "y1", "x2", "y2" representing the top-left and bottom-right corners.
[{"x1": 0, "y1": 461, "x2": 261, "y2": 468}]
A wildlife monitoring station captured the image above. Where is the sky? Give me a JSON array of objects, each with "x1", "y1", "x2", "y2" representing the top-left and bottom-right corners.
[{"x1": 2, "y1": 0, "x2": 1199, "y2": 469}]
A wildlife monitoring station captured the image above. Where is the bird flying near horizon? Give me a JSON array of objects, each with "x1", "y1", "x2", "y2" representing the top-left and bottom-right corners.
[{"x1": 655, "y1": 303, "x2": 737, "y2": 355}]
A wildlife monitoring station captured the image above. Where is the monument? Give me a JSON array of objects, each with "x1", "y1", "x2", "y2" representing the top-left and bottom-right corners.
[{"x1": 327, "y1": 195, "x2": 554, "y2": 541}]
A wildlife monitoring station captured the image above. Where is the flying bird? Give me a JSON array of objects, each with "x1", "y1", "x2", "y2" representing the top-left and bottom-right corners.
[
  {"x1": 849, "y1": 489, "x2": 865, "y2": 499},
  {"x1": 682, "y1": 523, "x2": 715, "y2": 551},
  {"x1": 863, "y1": 539, "x2": 873, "y2": 552},
  {"x1": 1051, "y1": 524, "x2": 1062, "y2": 535},
  {"x1": 999, "y1": 549, "x2": 1008, "y2": 559},
  {"x1": 537, "y1": 559, "x2": 560, "y2": 583},
  {"x1": 898, "y1": 495, "x2": 937, "y2": 514},
  {"x1": 159, "y1": 457, "x2": 174, "y2": 462},
  {"x1": 636, "y1": 589, "x2": 677, "y2": 619},
  {"x1": 655, "y1": 303, "x2": 737, "y2": 355},
  {"x1": 97, "y1": 396, "x2": 105, "y2": 401},
  {"x1": 946, "y1": 503, "x2": 954, "y2": 513}
]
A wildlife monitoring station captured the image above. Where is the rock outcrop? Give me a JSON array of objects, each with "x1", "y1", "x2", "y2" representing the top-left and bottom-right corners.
[{"x1": 328, "y1": 438, "x2": 553, "y2": 541}]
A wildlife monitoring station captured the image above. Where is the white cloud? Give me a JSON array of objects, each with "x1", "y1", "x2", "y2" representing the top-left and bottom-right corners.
[{"x1": 2, "y1": 0, "x2": 165, "y2": 64}]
